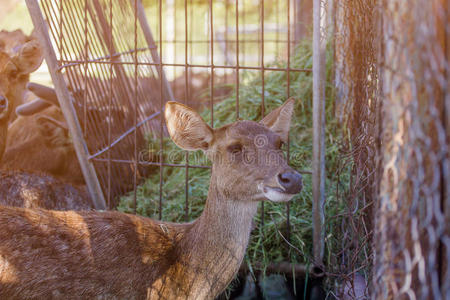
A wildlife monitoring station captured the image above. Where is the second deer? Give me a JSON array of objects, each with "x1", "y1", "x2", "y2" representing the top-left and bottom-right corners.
[{"x1": 0, "y1": 99, "x2": 302, "y2": 299}]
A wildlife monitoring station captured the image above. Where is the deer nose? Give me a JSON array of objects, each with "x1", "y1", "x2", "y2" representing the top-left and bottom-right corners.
[{"x1": 277, "y1": 171, "x2": 302, "y2": 194}]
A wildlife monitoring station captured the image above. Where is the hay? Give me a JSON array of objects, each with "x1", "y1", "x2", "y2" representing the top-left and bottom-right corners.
[{"x1": 118, "y1": 39, "x2": 353, "y2": 279}]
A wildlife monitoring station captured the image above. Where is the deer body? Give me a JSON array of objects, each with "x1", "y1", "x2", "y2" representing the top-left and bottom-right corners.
[
  {"x1": 0, "y1": 38, "x2": 93, "y2": 211},
  {"x1": 0, "y1": 100, "x2": 302, "y2": 299},
  {"x1": 0, "y1": 190, "x2": 255, "y2": 299}
]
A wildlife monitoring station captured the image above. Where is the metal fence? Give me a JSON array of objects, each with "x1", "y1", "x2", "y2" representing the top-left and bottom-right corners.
[
  {"x1": 333, "y1": 0, "x2": 449, "y2": 299},
  {"x1": 27, "y1": 0, "x2": 315, "y2": 205},
  {"x1": 374, "y1": 0, "x2": 448, "y2": 298},
  {"x1": 25, "y1": 0, "x2": 326, "y2": 288},
  {"x1": 25, "y1": 0, "x2": 449, "y2": 298}
]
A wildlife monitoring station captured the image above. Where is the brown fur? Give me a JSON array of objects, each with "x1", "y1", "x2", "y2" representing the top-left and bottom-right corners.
[
  {"x1": 0, "y1": 29, "x2": 43, "y2": 158},
  {"x1": 0, "y1": 118, "x2": 7, "y2": 160},
  {"x1": 0, "y1": 29, "x2": 29, "y2": 55},
  {"x1": 0, "y1": 29, "x2": 43, "y2": 123},
  {"x1": 0, "y1": 105, "x2": 92, "y2": 210},
  {"x1": 0, "y1": 99, "x2": 301, "y2": 299},
  {"x1": 5, "y1": 83, "x2": 151, "y2": 192},
  {"x1": 0, "y1": 170, "x2": 93, "y2": 210},
  {"x1": 2, "y1": 106, "x2": 85, "y2": 185},
  {"x1": 0, "y1": 207, "x2": 180, "y2": 298}
]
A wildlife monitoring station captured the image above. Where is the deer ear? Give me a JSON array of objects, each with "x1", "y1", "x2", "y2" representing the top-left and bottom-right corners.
[
  {"x1": 27, "y1": 83, "x2": 59, "y2": 106},
  {"x1": 14, "y1": 40, "x2": 43, "y2": 74},
  {"x1": 165, "y1": 101, "x2": 213, "y2": 151},
  {"x1": 16, "y1": 98, "x2": 52, "y2": 116},
  {"x1": 36, "y1": 115, "x2": 68, "y2": 135},
  {"x1": 260, "y1": 98, "x2": 295, "y2": 143}
]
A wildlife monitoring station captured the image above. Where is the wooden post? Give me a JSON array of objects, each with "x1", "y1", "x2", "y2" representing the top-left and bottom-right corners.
[
  {"x1": 26, "y1": 0, "x2": 107, "y2": 210},
  {"x1": 132, "y1": 0, "x2": 175, "y2": 102},
  {"x1": 312, "y1": 0, "x2": 326, "y2": 264}
]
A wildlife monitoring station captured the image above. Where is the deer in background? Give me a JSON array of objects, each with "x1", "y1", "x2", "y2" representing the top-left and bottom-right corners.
[
  {"x1": 0, "y1": 31, "x2": 43, "y2": 159},
  {"x1": 4, "y1": 82, "x2": 150, "y2": 196},
  {"x1": 0, "y1": 29, "x2": 43, "y2": 123},
  {"x1": 0, "y1": 99, "x2": 302, "y2": 299},
  {"x1": 0, "y1": 34, "x2": 92, "y2": 210},
  {"x1": 2, "y1": 83, "x2": 85, "y2": 185}
]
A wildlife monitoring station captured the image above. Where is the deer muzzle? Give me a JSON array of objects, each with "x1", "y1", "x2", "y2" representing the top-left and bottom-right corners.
[{"x1": 258, "y1": 170, "x2": 302, "y2": 202}]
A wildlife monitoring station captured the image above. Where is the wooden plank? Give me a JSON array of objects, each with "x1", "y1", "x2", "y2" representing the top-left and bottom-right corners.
[{"x1": 25, "y1": 0, "x2": 106, "y2": 210}]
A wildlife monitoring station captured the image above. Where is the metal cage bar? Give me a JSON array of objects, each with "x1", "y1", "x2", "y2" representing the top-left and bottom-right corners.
[
  {"x1": 26, "y1": 0, "x2": 107, "y2": 210},
  {"x1": 312, "y1": 0, "x2": 326, "y2": 265},
  {"x1": 24, "y1": 0, "x2": 323, "y2": 283}
]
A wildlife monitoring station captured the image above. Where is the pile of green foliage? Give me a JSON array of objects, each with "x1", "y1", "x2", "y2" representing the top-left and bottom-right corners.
[{"x1": 118, "y1": 39, "x2": 349, "y2": 274}]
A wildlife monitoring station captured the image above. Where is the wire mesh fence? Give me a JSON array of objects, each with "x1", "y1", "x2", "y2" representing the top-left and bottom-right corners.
[
  {"x1": 374, "y1": 0, "x2": 448, "y2": 298},
  {"x1": 36, "y1": 0, "x2": 174, "y2": 207},
  {"x1": 331, "y1": 0, "x2": 380, "y2": 297},
  {"x1": 24, "y1": 0, "x2": 448, "y2": 298},
  {"x1": 33, "y1": 0, "x2": 311, "y2": 207},
  {"x1": 333, "y1": 0, "x2": 448, "y2": 299},
  {"x1": 28, "y1": 0, "x2": 322, "y2": 292}
]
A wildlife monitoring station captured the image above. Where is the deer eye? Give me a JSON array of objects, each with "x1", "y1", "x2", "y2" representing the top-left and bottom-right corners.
[{"x1": 227, "y1": 143, "x2": 242, "y2": 154}]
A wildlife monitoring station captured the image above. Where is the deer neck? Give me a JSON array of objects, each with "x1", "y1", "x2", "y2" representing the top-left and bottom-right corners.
[{"x1": 178, "y1": 172, "x2": 258, "y2": 297}]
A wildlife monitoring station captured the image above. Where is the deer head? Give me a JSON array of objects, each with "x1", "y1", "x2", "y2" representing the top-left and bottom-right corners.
[
  {"x1": 165, "y1": 98, "x2": 302, "y2": 203},
  {"x1": 156, "y1": 99, "x2": 303, "y2": 298},
  {"x1": 0, "y1": 32, "x2": 43, "y2": 123}
]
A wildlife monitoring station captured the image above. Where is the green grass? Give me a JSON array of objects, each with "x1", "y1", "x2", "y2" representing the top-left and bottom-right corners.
[
  {"x1": 3, "y1": 1, "x2": 358, "y2": 294},
  {"x1": 118, "y1": 39, "x2": 351, "y2": 276}
]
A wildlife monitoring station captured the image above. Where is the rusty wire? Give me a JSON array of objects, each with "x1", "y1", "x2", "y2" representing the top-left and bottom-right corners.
[
  {"x1": 373, "y1": 0, "x2": 448, "y2": 299},
  {"x1": 332, "y1": 0, "x2": 448, "y2": 298},
  {"x1": 331, "y1": 0, "x2": 380, "y2": 296},
  {"x1": 28, "y1": 0, "x2": 450, "y2": 298},
  {"x1": 37, "y1": 0, "x2": 308, "y2": 210}
]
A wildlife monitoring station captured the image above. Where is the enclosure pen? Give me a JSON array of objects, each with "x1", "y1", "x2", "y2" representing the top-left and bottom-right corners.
[
  {"x1": 26, "y1": 0, "x2": 106, "y2": 209},
  {"x1": 18, "y1": 0, "x2": 448, "y2": 298},
  {"x1": 25, "y1": 0, "x2": 321, "y2": 283},
  {"x1": 333, "y1": 0, "x2": 449, "y2": 299}
]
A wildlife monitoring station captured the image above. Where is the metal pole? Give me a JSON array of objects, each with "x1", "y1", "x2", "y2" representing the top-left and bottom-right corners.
[
  {"x1": 312, "y1": 0, "x2": 326, "y2": 264},
  {"x1": 26, "y1": 0, "x2": 106, "y2": 210},
  {"x1": 132, "y1": 0, "x2": 175, "y2": 102}
]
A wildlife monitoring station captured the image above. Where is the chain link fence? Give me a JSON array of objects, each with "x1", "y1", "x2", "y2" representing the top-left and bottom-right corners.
[
  {"x1": 333, "y1": 0, "x2": 448, "y2": 298},
  {"x1": 24, "y1": 0, "x2": 448, "y2": 298}
]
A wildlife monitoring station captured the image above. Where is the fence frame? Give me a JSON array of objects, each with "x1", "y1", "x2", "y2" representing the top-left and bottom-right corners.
[
  {"x1": 24, "y1": 0, "x2": 327, "y2": 274},
  {"x1": 26, "y1": 0, "x2": 107, "y2": 210}
]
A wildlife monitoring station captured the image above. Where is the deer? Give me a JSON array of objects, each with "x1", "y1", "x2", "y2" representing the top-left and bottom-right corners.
[
  {"x1": 0, "y1": 99, "x2": 302, "y2": 299},
  {"x1": 0, "y1": 36, "x2": 92, "y2": 211},
  {"x1": 0, "y1": 32, "x2": 42, "y2": 158},
  {"x1": 4, "y1": 82, "x2": 150, "y2": 193},
  {"x1": 2, "y1": 83, "x2": 85, "y2": 185},
  {"x1": 0, "y1": 29, "x2": 43, "y2": 123},
  {"x1": 0, "y1": 92, "x2": 92, "y2": 210}
]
